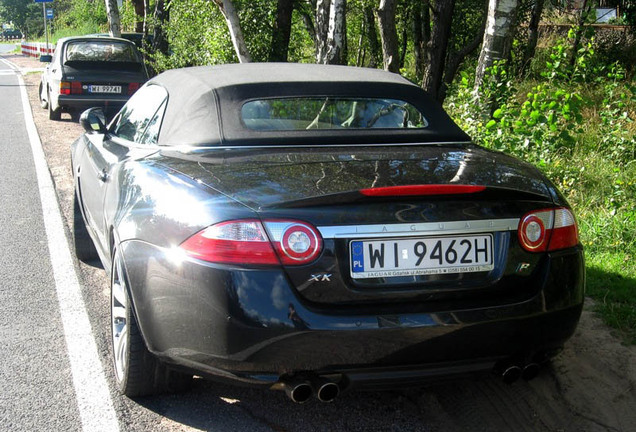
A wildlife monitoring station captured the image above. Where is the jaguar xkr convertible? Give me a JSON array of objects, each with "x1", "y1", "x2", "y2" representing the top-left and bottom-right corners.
[{"x1": 71, "y1": 63, "x2": 584, "y2": 403}]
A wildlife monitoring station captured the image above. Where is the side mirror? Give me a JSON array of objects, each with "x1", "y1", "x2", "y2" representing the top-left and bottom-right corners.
[
  {"x1": 40, "y1": 55, "x2": 52, "y2": 63},
  {"x1": 80, "y1": 107, "x2": 107, "y2": 134}
]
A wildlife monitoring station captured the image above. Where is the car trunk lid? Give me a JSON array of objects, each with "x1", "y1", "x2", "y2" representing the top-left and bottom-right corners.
[{"x1": 158, "y1": 144, "x2": 556, "y2": 307}]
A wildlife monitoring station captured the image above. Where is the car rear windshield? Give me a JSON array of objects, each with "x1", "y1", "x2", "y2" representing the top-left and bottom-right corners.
[
  {"x1": 241, "y1": 98, "x2": 429, "y2": 131},
  {"x1": 64, "y1": 41, "x2": 139, "y2": 63}
]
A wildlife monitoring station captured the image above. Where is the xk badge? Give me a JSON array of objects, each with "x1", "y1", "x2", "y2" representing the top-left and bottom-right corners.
[{"x1": 309, "y1": 274, "x2": 332, "y2": 282}]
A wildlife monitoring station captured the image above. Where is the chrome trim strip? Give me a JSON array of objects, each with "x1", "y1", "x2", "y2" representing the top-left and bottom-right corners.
[
  {"x1": 318, "y1": 218, "x2": 520, "y2": 239},
  {"x1": 167, "y1": 141, "x2": 473, "y2": 152}
]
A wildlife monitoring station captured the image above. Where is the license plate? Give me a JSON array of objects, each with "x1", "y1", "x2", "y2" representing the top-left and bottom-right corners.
[
  {"x1": 88, "y1": 85, "x2": 121, "y2": 94},
  {"x1": 350, "y1": 235, "x2": 494, "y2": 279}
]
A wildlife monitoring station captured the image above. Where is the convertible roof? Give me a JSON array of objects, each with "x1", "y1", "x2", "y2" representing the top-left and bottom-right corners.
[{"x1": 150, "y1": 63, "x2": 470, "y2": 147}]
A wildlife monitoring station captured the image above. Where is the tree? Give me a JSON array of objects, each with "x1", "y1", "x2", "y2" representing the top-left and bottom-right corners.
[
  {"x1": 130, "y1": 0, "x2": 146, "y2": 33},
  {"x1": 270, "y1": 0, "x2": 294, "y2": 62},
  {"x1": 363, "y1": 4, "x2": 381, "y2": 68},
  {"x1": 315, "y1": 0, "x2": 347, "y2": 64},
  {"x1": 474, "y1": 0, "x2": 519, "y2": 92},
  {"x1": 422, "y1": 0, "x2": 456, "y2": 100},
  {"x1": 105, "y1": 0, "x2": 122, "y2": 37},
  {"x1": 212, "y1": 0, "x2": 252, "y2": 63},
  {"x1": 152, "y1": 0, "x2": 170, "y2": 55},
  {"x1": 568, "y1": 0, "x2": 591, "y2": 71},
  {"x1": 413, "y1": 1, "x2": 430, "y2": 81},
  {"x1": 521, "y1": 0, "x2": 545, "y2": 75},
  {"x1": 0, "y1": 0, "x2": 42, "y2": 36},
  {"x1": 376, "y1": 0, "x2": 400, "y2": 73}
]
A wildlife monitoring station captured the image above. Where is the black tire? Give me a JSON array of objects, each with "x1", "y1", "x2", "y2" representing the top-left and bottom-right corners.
[
  {"x1": 73, "y1": 191, "x2": 98, "y2": 262},
  {"x1": 48, "y1": 91, "x2": 61, "y2": 120},
  {"x1": 111, "y1": 250, "x2": 192, "y2": 397},
  {"x1": 39, "y1": 83, "x2": 48, "y2": 109}
]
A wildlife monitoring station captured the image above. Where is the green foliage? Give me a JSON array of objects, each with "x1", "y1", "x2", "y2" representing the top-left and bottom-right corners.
[
  {"x1": 0, "y1": 0, "x2": 43, "y2": 37},
  {"x1": 54, "y1": 0, "x2": 107, "y2": 36},
  {"x1": 150, "y1": 0, "x2": 234, "y2": 71},
  {"x1": 446, "y1": 28, "x2": 636, "y2": 343}
]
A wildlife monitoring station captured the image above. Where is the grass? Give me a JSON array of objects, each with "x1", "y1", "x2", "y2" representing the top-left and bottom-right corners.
[{"x1": 586, "y1": 252, "x2": 636, "y2": 344}]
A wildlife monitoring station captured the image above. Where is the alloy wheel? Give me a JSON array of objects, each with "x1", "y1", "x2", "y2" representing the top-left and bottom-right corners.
[{"x1": 111, "y1": 256, "x2": 128, "y2": 383}]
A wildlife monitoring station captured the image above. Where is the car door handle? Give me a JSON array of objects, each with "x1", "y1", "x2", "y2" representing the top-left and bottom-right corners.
[{"x1": 97, "y1": 169, "x2": 109, "y2": 182}]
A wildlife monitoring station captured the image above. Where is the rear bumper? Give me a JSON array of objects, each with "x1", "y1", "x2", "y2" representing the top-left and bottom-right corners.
[
  {"x1": 56, "y1": 94, "x2": 129, "y2": 114},
  {"x1": 120, "y1": 240, "x2": 584, "y2": 388}
]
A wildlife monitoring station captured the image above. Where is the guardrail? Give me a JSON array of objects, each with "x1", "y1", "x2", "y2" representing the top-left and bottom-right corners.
[{"x1": 21, "y1": 42, "x2": 55, "y2": 58}]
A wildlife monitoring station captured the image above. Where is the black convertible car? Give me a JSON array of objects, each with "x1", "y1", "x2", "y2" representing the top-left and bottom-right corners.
[{"x1": 71, "y1": 63, "x2": 584, "y2": 403}]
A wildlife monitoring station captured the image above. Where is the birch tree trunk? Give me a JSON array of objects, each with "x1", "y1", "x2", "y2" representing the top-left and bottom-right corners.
[
  {"x1": 316, "y1": 0, "x2": 347, "y2": 65},
  {"x1": 315, "y1": 0, "x2": 330, "y2": 62},
  {"x1": 473, "y1": 0, "x2": 519, "y2": 91},
  {"x1": 376, "y1": 0, "x2": 400, "y2": 73},
  {"x1": 105, "y1": 0, "x2": 122, "y2": 38},
  {"x1": 422, "y1": 0, "x2": 455, "y2": 100},
  {"x1": 212, "y1": 0, "x2": 252, "y2": 63}
]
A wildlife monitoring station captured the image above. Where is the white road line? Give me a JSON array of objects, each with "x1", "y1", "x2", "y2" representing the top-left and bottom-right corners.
[{"x1": 16, "y1": 69, "x2": 120, "y2": 431}]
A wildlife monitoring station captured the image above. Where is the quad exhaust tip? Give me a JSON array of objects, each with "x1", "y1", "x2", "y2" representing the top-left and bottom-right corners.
[
  {"x1": 281, "y1": 377, "x2": 341, "y2": 403},
  {"x1": 284, "y1": 380, "x2": 313, "y2": 404},
  {"x1": 316, "y1": 381, "x2": 340, "y2": 403},
  {"x1": 498, "y1": 360, "x2": 542, "y2": 384},
  {"x1": 521, "y1": 363, "x2": 540, "y2": 381},
  {"x1": 501, "y1": 365, "x2": 523, "y2": 384}
]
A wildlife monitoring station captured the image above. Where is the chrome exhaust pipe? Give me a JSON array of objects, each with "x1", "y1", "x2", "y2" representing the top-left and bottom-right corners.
[
  {"x1": 521, "y1": 363, "x2": 540, "y2": 381},
  {"x1": 316, "y1": 381, "x2": 340, "y2": 403},
  {"x1": 282, "y1": 380, "x2": 313, "y2": 403},
  {"x1": 501, "y1": 365, "x2": 522, "y2": 384}
]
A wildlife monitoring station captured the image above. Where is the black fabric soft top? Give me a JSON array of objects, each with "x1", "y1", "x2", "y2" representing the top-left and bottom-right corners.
[{"x1": 150, "y1": 63, "x2": 471, "y2": 147}]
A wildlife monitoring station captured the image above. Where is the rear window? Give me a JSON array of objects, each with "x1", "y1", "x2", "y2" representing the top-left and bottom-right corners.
[
  {"x1": 241, "y1": 98, "x2": 429, "y2": 131},
  {"x1": 64, "y1": 41, "x2": 139, "y2": 63}
]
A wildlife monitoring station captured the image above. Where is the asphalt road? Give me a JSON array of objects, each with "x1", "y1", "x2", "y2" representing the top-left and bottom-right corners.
[
  {"x1": 2, "y1": 52, "x2": 636, "y2": 432},
  {"x1": 0, "y1": 53, "x2": 84, "y2": 431}
]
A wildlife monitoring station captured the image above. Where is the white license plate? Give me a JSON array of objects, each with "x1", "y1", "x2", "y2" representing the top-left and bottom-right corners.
[
  {"x1": 350, "y1": 235, "x2": 494, "y2": 279},
  {"x1": 88, "y1": 85, "x2": 121, "y2": 94}
]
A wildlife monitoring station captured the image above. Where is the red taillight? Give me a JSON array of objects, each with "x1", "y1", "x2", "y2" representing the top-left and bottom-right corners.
[
  {"x1": 60, "y1": 81, "x2": 71, "y2": 95},
  {"x1": 71, "y1": 81, "x2": 83, "y2": 94},
  {"x1": 180, "y1": 219, "x2": 323, "y2": 266},
  {"x1": 518, "y1": 208, "x2": 579, "y2": 252},
  {"x1": 360, "y1": 184, "x2": 486, "y2": 197},
  {"x1": 128, "y1": 83, "x2": 140, "y2": 95},
  {"x1": 180, "y1": 219, "x2": 279, "y2": 265},
  {"x1": 60, "y1": 81, "x2": 82, "y2": 95},
  {"x1": 265, "y1": 220, "x2": 323, "y2": 265}
]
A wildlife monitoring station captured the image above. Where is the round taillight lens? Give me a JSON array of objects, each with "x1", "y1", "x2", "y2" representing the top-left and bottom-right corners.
[
  {"x1": 518, "y1": 208, "x2": 579, "y2": 253},
  {"x1": 520, "y1": 215, "x2": 546, "y2": 249},
  {"x1": 264, "y1": 220, "x2": 323, "y2": 265},
  {"x1": 280, "y1": 224, "x2": 321, "y2": 262}
]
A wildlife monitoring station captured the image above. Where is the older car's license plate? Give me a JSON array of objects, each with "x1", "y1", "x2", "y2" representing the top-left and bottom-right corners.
[
  {"x1": 350, "y1": 235, "x2": 494, "y2": 279},
  {"x1": 89, "y1": 85, "x2": 121, "y2": 94}
]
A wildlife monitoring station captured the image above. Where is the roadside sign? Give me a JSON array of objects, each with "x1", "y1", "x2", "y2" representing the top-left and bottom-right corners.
[
  {"x1": 34, "y1": 0, "x2": 53, "y2": 3},
  {"x1": 46, "y1": 9, "x2": 53, "y2": 19}
]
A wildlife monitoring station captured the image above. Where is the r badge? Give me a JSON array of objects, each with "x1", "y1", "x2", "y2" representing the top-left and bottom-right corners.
[{"x1": 516, "y1": 263, "x2": 531, "y2": 273}]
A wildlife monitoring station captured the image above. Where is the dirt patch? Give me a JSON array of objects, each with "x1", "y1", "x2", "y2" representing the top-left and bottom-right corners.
[{"x1": 5, "y1": 52, "x2": 636, "y2": 432}]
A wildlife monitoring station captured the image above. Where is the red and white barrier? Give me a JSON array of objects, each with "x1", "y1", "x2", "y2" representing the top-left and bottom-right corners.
[{"x1": 21, "y1": 42, "x2": 56, "y2": 58}]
